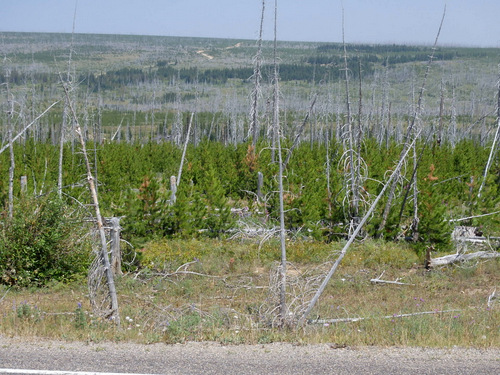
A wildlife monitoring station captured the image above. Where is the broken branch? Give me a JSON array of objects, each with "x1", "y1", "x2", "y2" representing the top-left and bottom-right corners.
[
  {"x1": 370, "y1": 271, "x2": 414, "y2": 285},
  {"x1": 310, "y1": 309, "x2": 460, "y2": 325}
]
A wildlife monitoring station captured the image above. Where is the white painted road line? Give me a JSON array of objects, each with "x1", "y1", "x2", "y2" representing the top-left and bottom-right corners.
[{"x1": 0, "y1": 370, "x2": 160, "y2": 375}]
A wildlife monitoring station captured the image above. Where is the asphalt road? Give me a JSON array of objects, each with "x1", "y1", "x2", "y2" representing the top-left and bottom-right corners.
[{"x1": 0, "y1": 337, "x2": 499, "y2": 375}]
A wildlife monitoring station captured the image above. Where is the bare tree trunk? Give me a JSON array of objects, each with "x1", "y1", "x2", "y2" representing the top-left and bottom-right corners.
[
  {"x1": 5, "y1": 69, "x2": 14, "y2": 219},
  {"x1": 108, "y1": 217, "x2": 123, "y2": 276},
  {"x1": 477, "y1": 66, "x2": 500, "y2": 198},
  {"x1": 437, "y1": 79, "x2": 445, "y2": 146},
  {"x1": 411, "y1": 143, "x2": 420, "y2": 241},
  {"x1": 257, "y1": 171, "x2": 264, "y2": 202},
  {"x1": 325, "y1": 134, "x2": 333, "y2": 217},
  {"x1": 378, "y1": 62, "x2": 389, "y2": 146},
  {"x1": 309, "y1": 76, "x2": 316, "y2": 151},
  {"x1": 450, "y1": 84, "x2": 457, "y2": 147},
  {"x1": 270, "y1": 0, "x2": 287, "y2": 327},
  {"x1": 427, "y1": 249, "x2": 500, "y2": 268},
  {"x1": 249, "y1": 0, "x2": 265, "y2": 147},
  {"x1": 283, "y1": 94, "x2": 317, "y2": 169},
  {"x1": 177, "y1": 112, "x2": 194, "y2": 187},
  {"x1": 96, "y1": 91, "x2": 103, "y2": 145},
  {"x1": 173, "y1": 73, "x2": 182, "y2": 146},
  {"x1": 58, "y1": 104, "x2": 68, "y2": 198},
  {"x1": 63, "y1": 83, "x2": 120, "y2": 325},
  {"x1": 170, "y1": 175, "x2": 177, "y2": 205},
  {"x1": 355, "y1": 59, "x2": 364, "y2": 222},
  {"x1": 342, "y1": 11, "x2": 358, "y2": 221},
  {"x1": 339, "y1": 8, "x2": 363, "y2": 230},
  {"x1": 193, "y1": 77, "x2": 200, "y2": 146},
  {"x1": 397, "y1": 128, "x2": 435, "y2": 235},
  {"x1": 20, "y1": 176, "x2": 27, "y2": 194},
  {"x1": 386, "y1": 102, "x2": 392, "y2": 149},
  {"x1": 58, "y1": 3, "x2": 77, "y2": 198}
]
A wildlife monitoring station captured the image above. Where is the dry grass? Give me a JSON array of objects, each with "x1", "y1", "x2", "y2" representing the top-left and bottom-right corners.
[{"x1": 0, "y1": 238, "x2": 498, "y2": 347}]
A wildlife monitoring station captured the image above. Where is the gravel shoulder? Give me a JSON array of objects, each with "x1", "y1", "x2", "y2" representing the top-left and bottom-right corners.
[{"x1": 0, "y1": 337, "x2": 499, "y2": 375}]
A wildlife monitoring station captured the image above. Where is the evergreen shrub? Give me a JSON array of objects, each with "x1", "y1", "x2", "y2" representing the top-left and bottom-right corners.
[{"x1": 0, "y1": 196, "x2": 90, "y2": 287}]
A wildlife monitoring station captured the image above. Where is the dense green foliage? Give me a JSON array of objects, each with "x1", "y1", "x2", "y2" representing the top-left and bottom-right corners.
[
  {"x1": 0, "y1": 138, "x2": 498, "y2": 257},
  {"x1": 0, "y1": 196, "x2": 91, "y2": 287}
]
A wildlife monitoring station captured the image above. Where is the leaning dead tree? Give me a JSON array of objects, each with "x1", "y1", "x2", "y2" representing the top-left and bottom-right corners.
[
  {"x1": 63, "y1": 82, "x2": 120, "y2": 324},
  {"x1": 177, "y1": 112, "x2": 194, "y2": 188},
  {"x1": 0, "y1": 102, "x2": 59, "y2": 156},
  {"x1": 377, "y1": 6, "x2": 446, "y2": 238},
  {"x1": 477, "y1": 65, "x2": 500, "y2": 198},
  {"x1": 298, "y1": 130, "x2": 421, "y2": 326}
]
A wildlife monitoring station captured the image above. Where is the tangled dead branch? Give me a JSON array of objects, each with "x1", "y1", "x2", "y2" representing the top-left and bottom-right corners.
[
  {"x1": 135, "y1": 299, "x2": 213, "y2": 333},
  {"x1": 87, "y1": 240, "x2": 114, "y2": 319},
  {"x1": 127, "y1": 262, "x2": 267, "y2": 332},
  {"x1": 229, "y1": 219, "x2": 280, "y2": 241},
  {"x1": 260, "y1": 261, "x2": 333, "y2": 327}
]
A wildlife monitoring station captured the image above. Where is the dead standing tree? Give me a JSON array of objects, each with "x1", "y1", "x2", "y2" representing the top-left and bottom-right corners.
[
  {"x1": 249, "y1": 0, "x2": 265, "y2": 148},
  {"x1": 172, "y1": 72, "x2": 183, "y2": 146},
  {"x1": 340, "y1": 9, "x2": 358, "y2": 224},
  {"x1": 271, "y1": 0, "x2": 288, "y2": 327},
  {"x1": 58, "y1": 3, "x2": 77, "y2": 198},
  {"x1": 283, "y1": 94, "x2": 317, "y2": 169},
  {"x1": 338, "y1": 9, "x2": 369, "y2": 233},
  {"x1": 3, "y1": 64, "x2": 14, "y2": 219},
  {"x1": 255, "y1": 0, "x2": 289, "y2": 328}
]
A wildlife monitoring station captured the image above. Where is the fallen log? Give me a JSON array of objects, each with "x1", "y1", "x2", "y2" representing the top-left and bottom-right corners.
[
  {"x1": 426, "y1": 248, "x2": 500, "y2": 268},
  {"x1": 310, "y1": 309, "x2": 460, "y2": 325}
]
